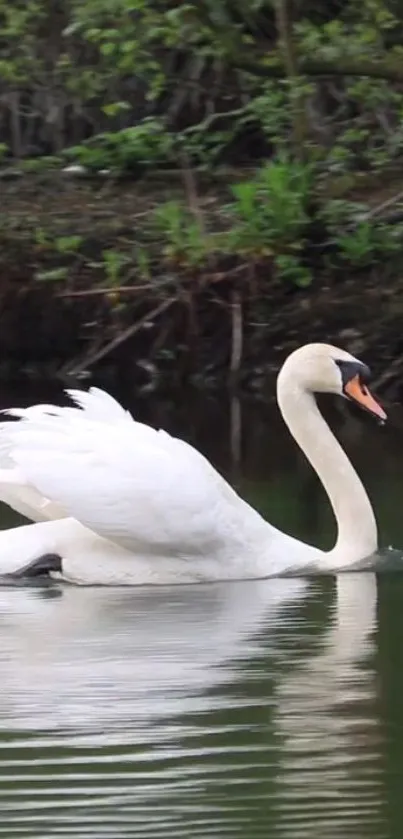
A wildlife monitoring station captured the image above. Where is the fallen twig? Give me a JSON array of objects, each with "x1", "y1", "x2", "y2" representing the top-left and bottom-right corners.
[
  {"x1": 57, "y1": 284, "x2": 154, "y2": 298},
  {"x1": 61, "y1": 296, "x2": 176, "y2": 378},
  {"x1": 364, "y1": 188, "x2": 403, "y2": 220}
]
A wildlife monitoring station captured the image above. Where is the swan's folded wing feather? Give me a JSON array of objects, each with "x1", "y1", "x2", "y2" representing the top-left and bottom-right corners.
[
  {"x1": 0, "y1": 418, "x2": 69, "y2": 521},
  {"x1": 65, "y1": 387, "x2": 135, "y2": 424},
  {"x1": 0, "y1": 387, "x2": 176, "y2": 525},
  {"x1": 0, "y1": 467, "x2": 66, "y2": 522},
  {"x1": 9, "y1": 418, "x2": 260, "y2": 556},
  {"x1": 3, "y1": 390, "x2": 133, "y2": 426}
]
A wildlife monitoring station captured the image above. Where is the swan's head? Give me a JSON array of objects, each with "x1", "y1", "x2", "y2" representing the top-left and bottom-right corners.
[{"x1": 278, "y1": 343, "x2": 386, "y2": 422}]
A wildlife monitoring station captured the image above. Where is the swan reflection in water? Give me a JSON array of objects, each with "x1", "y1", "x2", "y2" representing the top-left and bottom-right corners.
[
  {"x1": 0, "y1": 577, "x2": 309, "y2": 732},
  {"x1": 273, "y1": 574, "x2": 383, "y2": 838},
  {"x1": 0, "y1": 573, "x2": 384, "y2": 837}
]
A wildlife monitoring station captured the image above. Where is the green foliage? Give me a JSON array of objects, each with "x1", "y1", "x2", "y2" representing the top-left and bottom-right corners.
[
  {"x1": 225, "y1": 158, "x2": 313, "y2": 283},
  {"x1": 62, "y1": 112, "x2": 256, "y2": 174},
  {"x1": 2, "y1": 0, "x2": 403, "y2": 187},
  {"x1": 102, "y1": 249, "x2": 131, "y2": 285},
  {"x1": 247, "y1": 80, "x2": 313, "y2": 151},
  {"x1": 20, "y1": 156, "x2": 62, "y2": 173},
  {"x1": 64, "y1": 119, "x2": 174, "y2": 172},
  {"x1": 4, "y1": 0, "x2": 403, "y2": 294},
  {"x1": 35, "y1": 267, "x2": 69, "y2": 282},
  {"x1": 151, "y1": 158, "x2": 403, "y2": 285},
  {"x1": 179, "y1": 124, "x2": 243, "y2": 170},
  {"x1": 333, "y1": 219, "x2": 403, "y2": 266},
  {"x1": 334, "y1": 221, "x2": 380, "y2": 266},
  {"x1": 274, "y1": 254, "x2": 312, "y2": 288},
  {"x1": 32, "y1": 228, "x2": 84, "y2": 255},
  {"x1": 153, "y1": 201, "x2": 208, "y2": 266},
  {"x1": 54, "y1": 235, "x2": 84, "y2": 254},
  {"x1": 320, "y1": 196, "x2": 403, "y2": 265},
  {"x1": 254, "y1": 158, "x2": 313, "y2": 244},
  {"x1": 152, "y1": 159, "x2": 314, "y2": 285}
]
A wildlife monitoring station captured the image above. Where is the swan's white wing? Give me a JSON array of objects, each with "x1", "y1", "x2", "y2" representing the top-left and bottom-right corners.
[
  {"x1": 0, "y1": 467, "x2": 65, "y2": 522},
  {"x1": 4, "y1": 386, "x2": 134, "y2": 426},
  {"x1": 3, "y1": 387, "x2": 174, "y2": 452},
  {"x1": 0, "y1": 388, "x2": 148, "y2": 522},
  {"x1": 6, "y1": 408, "x2": 268, "y2": 557},
  {"x1": 0, "y1": 412, "x2": 68, "y2": 521}
]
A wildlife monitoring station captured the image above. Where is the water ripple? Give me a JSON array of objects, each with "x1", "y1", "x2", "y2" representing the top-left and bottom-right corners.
[{"x1": 0, "y1": 575, "x2": 389, "y2": 838}]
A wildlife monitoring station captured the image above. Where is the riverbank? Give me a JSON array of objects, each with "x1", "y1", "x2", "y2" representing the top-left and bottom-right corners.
[{"x1": 1, "y1": 166, "x2": 403, "y2": 401}]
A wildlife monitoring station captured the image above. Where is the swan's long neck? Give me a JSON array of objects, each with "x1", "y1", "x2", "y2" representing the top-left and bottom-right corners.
[{"x1": 277, "y1": 378, "x2": 377, "y2": 564}]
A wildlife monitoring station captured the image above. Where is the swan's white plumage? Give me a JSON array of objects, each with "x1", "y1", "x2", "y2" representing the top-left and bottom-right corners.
[
  {"x1": 0, "y1": 345, "x2": 383, "y2": 584},
  {"x1": 0, "y1": 466, "x2": 65, "y2": 522},
  {"x1": 0, "y1": 388, "x2": 273, "y2": 565},
  {"x1": 0, "y1": 386, "x2": 138, "y2": 524}
]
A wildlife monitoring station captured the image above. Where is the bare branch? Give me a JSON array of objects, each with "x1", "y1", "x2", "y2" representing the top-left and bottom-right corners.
[{"x1": 237, "y1": 57, "x2": 403, "y2": 83}]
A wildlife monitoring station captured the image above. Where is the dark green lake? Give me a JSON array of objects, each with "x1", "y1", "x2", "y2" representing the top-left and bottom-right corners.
[{"x1": 0, "y1": 386, "x2": 402, "y2": 838}]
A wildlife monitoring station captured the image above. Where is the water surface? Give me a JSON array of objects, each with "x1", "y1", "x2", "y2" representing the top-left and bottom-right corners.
[{"x1": 0, "y1": 388, "x2": 402, "y2": 837}]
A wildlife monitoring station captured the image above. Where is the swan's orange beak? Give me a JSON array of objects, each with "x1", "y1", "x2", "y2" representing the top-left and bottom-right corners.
[{"x1": 344, "y1": 374, "x2": 387, "y2": 423}]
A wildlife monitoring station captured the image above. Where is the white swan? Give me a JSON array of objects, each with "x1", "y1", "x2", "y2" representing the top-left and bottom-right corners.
[{"x1": 0, "y1": 343, "x2": 386, "y2": 585}]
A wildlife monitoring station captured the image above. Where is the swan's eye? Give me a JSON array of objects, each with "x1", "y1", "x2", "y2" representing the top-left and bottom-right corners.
[
  {"x1": 334, "y1": 358, "x2": 371, "y2": 389},
  {"x1": 358, "y1": 364, "x2": 371, "y2": 385}
]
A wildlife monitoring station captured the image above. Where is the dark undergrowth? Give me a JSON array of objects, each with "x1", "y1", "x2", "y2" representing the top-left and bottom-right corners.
[{"x1": 3, "y1": 1, "x2": 403, "y2": 397}]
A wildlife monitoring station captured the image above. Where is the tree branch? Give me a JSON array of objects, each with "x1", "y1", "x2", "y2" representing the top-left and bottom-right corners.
[
  {"x1": 274, "y1": 0, "x2": 309, "y2": 156},
  {"x1": 237, "y1": 57, "x2": 403, "y2": 83}
]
